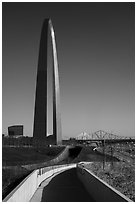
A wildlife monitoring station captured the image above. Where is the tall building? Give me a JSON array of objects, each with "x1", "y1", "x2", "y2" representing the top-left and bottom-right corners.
[{"x1": 33, "y1": 19, "x2": 62, "y2": 145}]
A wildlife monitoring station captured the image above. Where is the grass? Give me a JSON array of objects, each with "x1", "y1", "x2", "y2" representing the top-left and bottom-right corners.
[
  {"x1": 2, "y1": 146, "x2": 64, "y2": 199},
  {"x1": 72, "y1": 146, "x2": 119, "y2": 162},
  {"x1": 3, "y1": 146, "x2": 64, "y2": 166},
  {"x1": 84, "y1": 142, "x2": 135, "y2": 201},
  {"x1": 2, "y1": 167, "x2": 31, "y2": 199},
  {"x1": 85, "y1": 161, "x2": 135, "y2": 201},
  {"x1": 2, "y1": 143, "x2": 135, "y2": 201}
]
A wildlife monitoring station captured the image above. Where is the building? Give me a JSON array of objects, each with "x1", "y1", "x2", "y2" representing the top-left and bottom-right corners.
[{"x1": 8, "y1": 125, "x2": 23, "y2": 137}]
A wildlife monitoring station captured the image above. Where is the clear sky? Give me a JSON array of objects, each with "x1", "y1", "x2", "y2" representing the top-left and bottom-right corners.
[{"x1": 2, "y1": 2, "x2": 135, "y2": 138}]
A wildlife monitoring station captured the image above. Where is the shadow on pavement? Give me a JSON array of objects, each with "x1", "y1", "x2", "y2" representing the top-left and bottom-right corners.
[{"x1": 41, "y1": 168, "x2": 95, "y2": 202}]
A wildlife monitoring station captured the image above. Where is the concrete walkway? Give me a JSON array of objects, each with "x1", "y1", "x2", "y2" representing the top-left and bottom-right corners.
[{"x1": 30, "y1": 168, "x2": 95, "y2": 202}]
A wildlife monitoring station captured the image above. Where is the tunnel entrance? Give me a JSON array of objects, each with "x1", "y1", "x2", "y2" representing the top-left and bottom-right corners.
[{"x1": 68, "y1": 146, "x2": 82, "y2": 160}]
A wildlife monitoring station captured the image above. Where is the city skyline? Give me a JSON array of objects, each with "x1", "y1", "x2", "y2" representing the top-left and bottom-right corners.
[{"x1": 2, "y1": 2, "x2": 135, "y2": 138}]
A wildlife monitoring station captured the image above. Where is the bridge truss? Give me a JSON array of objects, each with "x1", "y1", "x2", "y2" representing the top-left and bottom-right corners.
[{"x1": 76, "y1": 130, "x2": 130, "y2": 141}]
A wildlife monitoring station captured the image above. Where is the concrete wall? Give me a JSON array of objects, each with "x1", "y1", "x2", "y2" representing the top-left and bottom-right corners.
[
  {"x1": 3, "y1": 170, "x2": 38, "y2": 202},
  {"x1": 22, "y1": 146, "x2": 70, "y2": 170},
  {"x1": 77, "y1": 166, "x2": 132, "y2": 202},
  {"x1": 3, "y1": 164, "x2": 76, "y2": 202},
  {"x1": 37, "y1": 164, "x2": 76, "y2": 186},
  {"x1": 3, "y1": 164, "x2": 132, "y2": 202}
]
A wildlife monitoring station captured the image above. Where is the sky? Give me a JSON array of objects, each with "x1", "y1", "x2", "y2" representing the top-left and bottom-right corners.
[{"x1": 2, "y1": 2, "x2": 135, "y2": 138}]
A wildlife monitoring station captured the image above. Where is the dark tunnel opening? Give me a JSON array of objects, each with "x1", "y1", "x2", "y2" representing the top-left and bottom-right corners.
[{"x1": 68, "y1": 146, "x2": 82, "y2": 159}]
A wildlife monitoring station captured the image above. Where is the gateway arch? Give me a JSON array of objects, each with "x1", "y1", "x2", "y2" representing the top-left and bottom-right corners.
[{"x1": 33, "y1": 19, "x2": 62, "y2": 145}]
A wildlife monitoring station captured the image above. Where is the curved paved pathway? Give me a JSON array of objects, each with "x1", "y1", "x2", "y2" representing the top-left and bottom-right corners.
[{"x1": 31, "y1": 168, "x2": 95, "y2": 202}]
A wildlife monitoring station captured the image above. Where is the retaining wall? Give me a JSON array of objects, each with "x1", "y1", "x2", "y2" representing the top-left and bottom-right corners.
[
  {"x1": 3, "y1": 171, "x2": 38, "y2": 202},
  {"x1": 77, "y1": 166, "x2": 132, "y2": 202},
  {"x1": 3, "y1": 164, "x2": 76, "y2": 202}
]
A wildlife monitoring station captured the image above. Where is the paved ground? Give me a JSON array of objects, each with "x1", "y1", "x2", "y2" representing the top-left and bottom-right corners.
[{"x1": 30, "y1": 168, "x2": 95, "y2": 202}]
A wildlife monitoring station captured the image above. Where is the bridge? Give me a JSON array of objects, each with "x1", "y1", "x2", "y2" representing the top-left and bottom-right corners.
[{"x1": 76, "y1": 130, "x2": 134, "y2": 145}]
